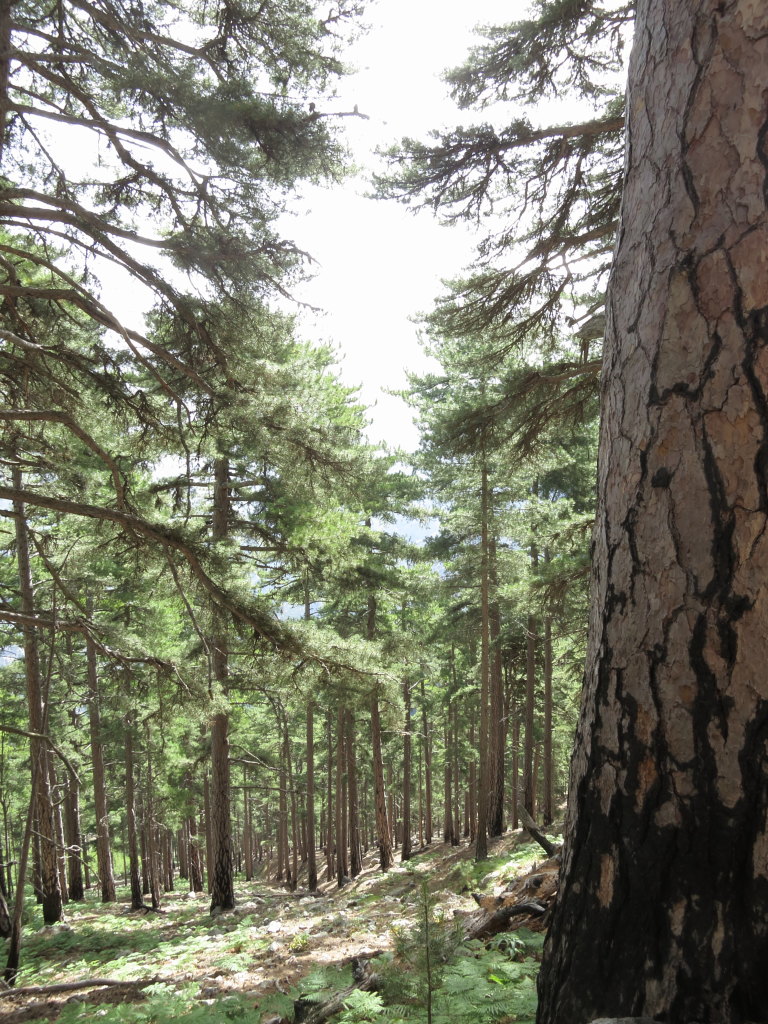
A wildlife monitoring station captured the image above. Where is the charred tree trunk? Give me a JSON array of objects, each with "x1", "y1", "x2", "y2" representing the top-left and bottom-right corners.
[{"x1": 538, "y1": 4, "x2": 768, "y2": 1022}]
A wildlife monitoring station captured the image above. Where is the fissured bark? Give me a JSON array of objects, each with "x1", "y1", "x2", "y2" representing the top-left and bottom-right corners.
[{"x1": 538, "y1": 3, "x2": 768, "y2": 1023}]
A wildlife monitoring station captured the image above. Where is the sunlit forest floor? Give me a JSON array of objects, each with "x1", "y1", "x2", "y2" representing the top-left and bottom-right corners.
[{"x1": 1, "y1": 831, "x2": 555, "y2": 1024}]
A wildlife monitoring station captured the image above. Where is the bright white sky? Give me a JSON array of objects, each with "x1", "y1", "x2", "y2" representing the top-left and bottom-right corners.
[{"x1": 284, "y1": 0, "x2": 531, "y2": 452}]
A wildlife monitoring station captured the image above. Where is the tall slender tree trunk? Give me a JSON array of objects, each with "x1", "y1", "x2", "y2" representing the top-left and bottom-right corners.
[
  {"x1": 421, "y1": 679, "x2": 432, "y2": 846},
  {"x1": 209, "y1": 458, "x2": 234, "y2": 912},
  {"x1": 48, "y1": 758, "x2": 68, "y2": 902},
  {"x1": 64, "y1": 769, "x2": 84, "y2": 901},
  {"x1": 335, "y1": 707, "x2": 347, "y2": 884},
  {"x1": 542, "y1": 613, "x2": 554, "y2": 825},
  {"x1": 487, "y1": 539, "x2": 505, "y2": 836},
  {"x1": 346, "y1": 709, "x2": 362, "y2": 877},
  {"x1": 523, "y1": 546, "x2": 538, "y2": 814},
  {"x1": 443, "y1": 715, "x2": 454, "y2": 844},
  {"x1": 187, "y1": 811, "x2": 204, "y2": 893},
  {"x1": 12, "y1": 466, "x2": 61, "y2": 924},
  {"x1": 369, "y1": 594, "x2": 393, "y2": 871},
  {"x1": 86, "y1": 603, "x2": 115, "y2": 903},
  {"x1": 476, "y1": 458, "x2": 491, "y2": 860},
  {"x1": 401, "y1": 679, "x2": 412, "y2": 862},
  {"x1": 326, "y1": 710, "x2": 334, "y2": 882},
  {"x1": 370, "y1": 690, "x2": 393, "y2": 871},
  {"x1": 538, "y1": 4, "x2": 768, "y2": 1021},
  {"x1": 123, "y1": 718, "x2": 143, "y2": 910},
  {"x1": 306, "y1": 699, "x2": 317, "y2": 891}
]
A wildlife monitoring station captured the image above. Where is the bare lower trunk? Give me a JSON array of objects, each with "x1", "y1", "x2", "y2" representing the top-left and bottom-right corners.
[
  {"x1": 209, "y1": 459, "x2": 234, "y2": 912},
  {"x1": 306, "y1": 701, "x2": 317, "y2": 890},
  {"x1": 370, "y1": 691, "x2": 393, "y2": 871},
  {"x1": 64, "y1": 770, "x2": 84, "y2": 901},
  {"x1": 12, "y1": 468, "x2": 61, "y2": 924},
  {"x1": 401, "y1": 680, "x2": 412, "y2": 862},
  {"x1": 476, "y1": 459, "x2": 491, "y2": 860},
  {"x1": 346, "y1": 709, "x2": 362, "y2": 877},
  {"x1": 86, "y1": 608, "x2": 115, "y2": 903},
  {"x1": 124, "y1": 718, "x2": 143, "y2": 910},
  {"x1": 538, "y1": 4, "x2": 768, "y2": 1022}
]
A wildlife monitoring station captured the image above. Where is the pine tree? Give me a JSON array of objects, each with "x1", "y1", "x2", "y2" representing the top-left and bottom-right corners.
[{"x1": 538, "y1": 2, "x2": 768, "y2": 1020}]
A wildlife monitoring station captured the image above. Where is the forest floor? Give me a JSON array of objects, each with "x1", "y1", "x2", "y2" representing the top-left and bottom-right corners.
[{"x1": 0, "y1": 829, "x2": 556, "y2": 1024}]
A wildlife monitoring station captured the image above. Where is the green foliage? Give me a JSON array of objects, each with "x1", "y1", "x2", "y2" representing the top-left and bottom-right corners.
[{"x1": 55, "y1": 984, "x2": 252, "y2": 1024}]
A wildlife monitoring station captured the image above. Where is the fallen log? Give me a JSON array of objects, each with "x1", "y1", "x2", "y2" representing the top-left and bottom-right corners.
[
  {"x1": 293, "y1": 960, "x2": 381, "y2": 1024},
  {"x1": 0, "y1": 977, "x2": 159, "y2": 999}
]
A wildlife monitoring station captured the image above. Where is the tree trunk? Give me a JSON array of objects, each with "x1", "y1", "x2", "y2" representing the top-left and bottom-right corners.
[
  {"x1": 326, "y1": 709, "x2": 334, "y2": 882},
  {"x1": 421, "y1": 679, "x2": 432, "y2": 845},
  {"x1": 209, "y1": 458, "x2": 234, "y2": 912},
  {"x1": 306, "y1": 700, "x2": 317, "y2": 891},
  {"x1": 487, "y1": 539, "x2": 505, "y2": 836},
  {"x1": 443, "y1": 716, "x2": 454, "y2": 844},
  {"x1": 476, "y1": 458, "x2": 491, "y2": 860},
  {"x1": 335, "y1": 707, "x2": 347, "y2": 885},
  {"x1": 123, "y1": 717, "x2": 143, "y2": 910},
  {"x1": 523, "y1": 545, "x2": 538, "y2": 814},
  {"x1": 369, "y1": 593, "x2": 393, "y2": 871},
  {"x1": 64, "y1": 769, "x2": 84, "y2": 901},
  {"x1": 346, "y1": 709, "x2": 362, "y2": 877},
  {"x1": 370, "y1": 690, "x2": 393, "y2": 871},
  {"x1": 48, "y1": 757, "x2": 68, "y2": 902},
  {"x1": 401, "y1": 679, "x2": 412, "y2": 862},
  {"x1": 188, "y1": 811, "x2": 204, "y2": 893},
  {"x1": 12, "y1": 467, "x2": 61, "y2": 924},
  {"x1": 86, "y1": 604, "x2": 116, "y2": 903},
  {"x1": 542, "y1": 613, "x2": 554, "y2": 825},
  {"x1": 538, "y1": 4, "x2": 768, "y2": 1022}
]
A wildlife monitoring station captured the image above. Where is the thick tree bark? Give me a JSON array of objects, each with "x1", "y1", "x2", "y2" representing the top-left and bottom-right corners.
[{"x1": 538, "y1": 4, "x2": 768, "y2": 1022}]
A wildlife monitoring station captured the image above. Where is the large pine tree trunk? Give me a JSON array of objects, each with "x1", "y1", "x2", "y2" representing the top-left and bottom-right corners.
[
  {"x1": 538, "y1": 3, "x2": 768, "y2": 1021},
  {"x1": 370, "y1": 690, "x2": 393, "y2": 871}
]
